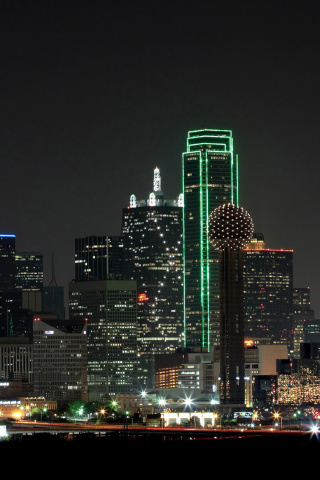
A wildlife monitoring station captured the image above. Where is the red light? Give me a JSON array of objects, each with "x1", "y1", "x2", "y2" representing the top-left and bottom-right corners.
[{"x1": 138, "y1": 293, "x2": 148, "y2": 302}]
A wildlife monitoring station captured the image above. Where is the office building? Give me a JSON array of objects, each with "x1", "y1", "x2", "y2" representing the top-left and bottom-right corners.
[
  {"x1": 182, "y1": 129, "x2": 238, "y2": 351},
  {"x1": 74, "y1": 235, "x2": 124, "y2": 281},
  {"x1": 0, "y1": 242, "x2": 44, "y2": 338},
  {"x1": 15, "y1": 252, "x2": 43, "y2": 315},
  {"x1": 15, "y1": 252, "x2": 43, "y2": 291},
  {"x1": 122, "y1": 167, "x2": 183, "y2": 388},
  {"x1": 0, "y1": 235, "x2": 16, "y2": 293},
  {"x1": 252, "y1": 375, "x2": 278, "y2": 409},
  {"x1": 33, "y1": 316, "x2": 88, "y2": 402},
  {"x1": 69, "y1": 279, "x2": 137, "y2": 401},
  {"x1": 243, "y1": 235, "x2": 294, "y2": 353},
  {"x1": 292, "y1": 287, "x2": 315, "y2": 357},
  {"x1": 0, "y1": 337, "x2": 33, "y2": 385},
  {"x1": 155, "y1": 351, "x2": 214, "y2": 393},
  {"x1": 304, "y1": 319, "x2": 320, "y2": 343}
]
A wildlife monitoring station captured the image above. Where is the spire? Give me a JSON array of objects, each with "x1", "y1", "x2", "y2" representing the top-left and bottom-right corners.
[
  {"x1": 48, "y1": 252, "x2": 58, "y2": 287},
  {"x1": 153, "y1": 166, "x2": 161, "y2": 192}
]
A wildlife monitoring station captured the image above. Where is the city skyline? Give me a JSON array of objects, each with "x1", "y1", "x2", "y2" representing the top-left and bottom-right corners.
[{"x1": 1, "y1": 1, "x2": 320, "y2": 316}]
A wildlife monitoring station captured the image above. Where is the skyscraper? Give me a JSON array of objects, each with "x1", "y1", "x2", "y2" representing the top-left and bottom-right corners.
[
  {"x1": 292, "y1": 287, "x2": 314, "y2": 358},
  {"x1": 122, "y1": 167, "x2": 183, "y2": 388},
  {"x1": 69, "y1": 279, "x2": 137, "y2": 401},
  {"x1": 0, "y1": 235, "x2": 16, "y2": 292},
  {"x1": 74, "y1": 235, "x2": 124, "y2": 281},
  {"x1": 243, "y1": 236, "x2": 294, "y2": 353},
  {"x1": 182, "y1": 129, "x2": 238, "y2": 351},
  {"x1": 15, "y1": 252, "x2": 43, "y2": 291}
]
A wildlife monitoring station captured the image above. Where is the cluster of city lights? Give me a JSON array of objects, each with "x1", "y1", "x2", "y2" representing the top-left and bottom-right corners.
[{"x1": 208, "y1": 203, "x2": 254, "y2": 250}]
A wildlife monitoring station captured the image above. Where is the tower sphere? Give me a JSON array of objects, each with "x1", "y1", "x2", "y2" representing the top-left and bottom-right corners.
[{"x1": 208, "y1": 203, "x2": 254, "y2": 250}]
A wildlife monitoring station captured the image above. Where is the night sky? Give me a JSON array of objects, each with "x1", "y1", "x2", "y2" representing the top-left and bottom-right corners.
[{"x1": 1, "y1": 0, "x2": 320, "y2": 315}]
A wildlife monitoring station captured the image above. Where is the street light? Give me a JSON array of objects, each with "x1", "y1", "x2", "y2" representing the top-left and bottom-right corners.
[
  {"x1": 273, "y1": 412, "x2": 282, "y2": 430},
  {"x1": 184, "y1": 397, "x2": 193, "y2": 409},
  {"x1": 213, "y1": 413, "x2": 221, "y2": 428}
]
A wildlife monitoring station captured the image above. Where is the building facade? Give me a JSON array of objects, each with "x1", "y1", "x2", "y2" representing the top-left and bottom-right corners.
[
  {"x1": 74, "y1": 235, "x2": 124, "y2": 281},
  {"x1": 292, "y1": 287, "x2": 314, "y2": 358},
  {"x1": 0, "y1": 337, "x2": 33, "y2": 386},
  {"x1": 122, "y1": 167, "x2": 183, "y2": 388},
  {"x1": 33, "y1": 317, "x2": 88, "y2": 403},
  {"x1": 15, "y1": 252, "x2": 43, "y2": 291},
  {"x1": 69, "y1": 279, "x2": 137, "y2": 401},
  {"x1": 243, "y1": 237, "x2": 294, "y2": 353},
  {"x1": 182, "y1": 129, "x2": 238, "y2": 351},
  {"x1": 0, "y1": 235, "x2": 16, "y2": 293}
]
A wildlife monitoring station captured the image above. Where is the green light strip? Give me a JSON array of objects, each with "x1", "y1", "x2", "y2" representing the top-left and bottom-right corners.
[
  {"x1": 182, "y1": 129, "x2": 238, "y2": 351},
  {"x1": 199, "y1": 151, "x2": 205, "y2": 348},
  {"x1": 182, "y1": 152, "x2": 187, "y2": 348},
  {"x1": 188, "y1": 142, "x2": 228, "y2": 152},
  {"x1": 205, "y1": 151, "x2": 210, "y2": 348},
  {"x1": 188, "y1": 129, "x2": 232, "y2": 136}
]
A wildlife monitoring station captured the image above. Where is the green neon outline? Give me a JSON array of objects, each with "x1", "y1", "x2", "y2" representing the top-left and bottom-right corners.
[
  {"x1": 182, "y1": 128, "x2": 238, "y2": 351},
  {"x1": 200, "y1": 151, "x2": 206, "y2": 348},
  {"x1": 182, "y1": 152, "x2": 187, "y2": 348}
]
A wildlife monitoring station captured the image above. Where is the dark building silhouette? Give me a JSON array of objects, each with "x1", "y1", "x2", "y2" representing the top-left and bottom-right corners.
[
  {"x1": 252, "y1": 375, "x2": 278, "y2": 409},
  {"x1": 0, "y1": 237, "x2": 39, "y2": 338},
  {"x1": 42, "y1": 255, "x2": 65, "y2": 319}
]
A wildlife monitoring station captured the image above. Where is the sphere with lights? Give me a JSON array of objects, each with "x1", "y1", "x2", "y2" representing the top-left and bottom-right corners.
[{"x1": 208, "y1": 203, "x2": 254, "y2": 250}]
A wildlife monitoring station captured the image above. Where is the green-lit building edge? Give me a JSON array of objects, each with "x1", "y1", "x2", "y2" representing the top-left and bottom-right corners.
[{"x1": 182, "y1": 129, "x2": 239, "y2": 351}]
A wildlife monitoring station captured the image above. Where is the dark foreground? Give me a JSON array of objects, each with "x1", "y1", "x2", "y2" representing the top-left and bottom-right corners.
[
  {"x1": 1, "y1": 432, "x2": 319, "y2": 475},
  {"x1": 2, "y1": 429, "x2": 320, "y2": 458}
]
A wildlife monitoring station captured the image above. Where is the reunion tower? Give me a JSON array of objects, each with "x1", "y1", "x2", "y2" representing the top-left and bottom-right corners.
[{"x1": 208, "y1": 203, "x2": 254, "y2": 406}]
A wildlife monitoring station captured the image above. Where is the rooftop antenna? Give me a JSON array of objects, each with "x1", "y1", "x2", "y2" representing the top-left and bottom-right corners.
[{"x1": 48, "y1": 252, "x2": 58, "y2": 287}]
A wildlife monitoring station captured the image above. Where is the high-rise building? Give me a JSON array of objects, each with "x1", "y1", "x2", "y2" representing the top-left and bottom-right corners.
[
  {"x1": 69, "y1": 279, "x2": 137, "y2": 401},
  {"x1": 0, "y1": 235, "x2": 16, "y2": 292},
  {"x1": 33, "y1": 316, "x2": 88, "y2": 402},
  {"x1": 292, "y1": 287, "x2": 314, "y2": 358},
  {"x1": 15, "y1": 252, "x2": 43, "y2": 315},
  {"x1": 122, "y1": 167, "x2": 183, "y2": 388},
  {"x1": 0, "y1": 241, "x2": 43, "y2": 338},
  {"x1": 15, "y1": 252, "x2": 43, "y2": 291},
  {"x1": 304, "y1": 319, "x2": 320, "y2": 343},
  {"x1": 182, "y1": 129, "x2": 238, "y2": 351},
  {"x1": 243, "y1": 235, "x2": 294, "y2": 352},
  {"x1": 74, "y1": 235, "x2": 124, "y2": 281},
  {"x1": 0, "y1": 337, "x2": 33, "y2": 386}
]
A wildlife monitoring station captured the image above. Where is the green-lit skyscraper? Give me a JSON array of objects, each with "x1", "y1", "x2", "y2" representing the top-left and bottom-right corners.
[{"x1": 182, "y1": 129, "x2": 238, "y2": 351}]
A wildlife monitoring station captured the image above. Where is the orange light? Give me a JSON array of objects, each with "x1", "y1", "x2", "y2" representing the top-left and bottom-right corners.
[{"x1": 138, "y1": 293, "x2": 148, "y2": 302}]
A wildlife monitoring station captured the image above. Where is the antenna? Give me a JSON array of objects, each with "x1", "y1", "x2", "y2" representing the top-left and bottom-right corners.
[{"x1": 49, "y1": 252, "x2": 58, "y2": 287}]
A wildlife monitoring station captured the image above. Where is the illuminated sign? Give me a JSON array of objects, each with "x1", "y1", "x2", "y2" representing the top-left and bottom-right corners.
[{"x1": 45, "y1": 330, "x2": 54, "y2": 335}]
